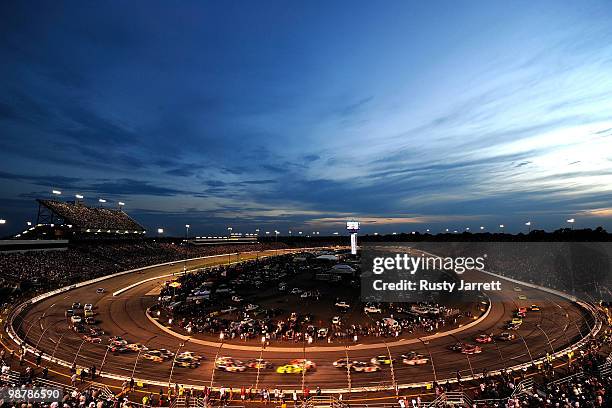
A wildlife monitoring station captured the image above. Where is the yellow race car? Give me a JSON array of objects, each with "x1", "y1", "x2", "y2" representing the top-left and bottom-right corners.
[{"x1": 276, "y1": 364, "x2": 304, "y2": 374}]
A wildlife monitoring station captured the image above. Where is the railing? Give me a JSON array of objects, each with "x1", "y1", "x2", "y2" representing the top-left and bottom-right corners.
[
  {"x1": 510, "y1": 377, "x2": 533, "y2": 398},
  {"x1": 87, "y1": 382, "x2": 115, "y2": 400},
  {"x1": 548, "y1": 370, "x2": 585, "y2": 387},
  {"x1": 34, "y1": 375, "x2": 78, "y2": 393},
  {"x1": 1, "y1": 370, "x2": 21, "y2": 386}
]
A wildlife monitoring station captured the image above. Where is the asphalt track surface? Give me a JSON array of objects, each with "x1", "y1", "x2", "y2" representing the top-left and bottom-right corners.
[{"x1": 14, "y1": 250, "x2": 593, "y2": 392}]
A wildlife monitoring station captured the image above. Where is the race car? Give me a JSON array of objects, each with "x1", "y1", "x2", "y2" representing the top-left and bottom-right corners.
[
  {"x1": 276, "y1": 364, "x2": 304, "y2": 374},
  {"x1": 107, "y1": 344, "x2": 129, "y2": 353},
  {"x1": 518, "y1": 295, "x2": 528, "y2": 300},
  {"x1": 461, "y1": 344, "x2": 482, "y2": 355},
  {"x1": 400, "y1": 353, "x2": 429, "y2": 365},
  {"x1": 83, "y1": 335, "x2": 102, "y2": 344},
  {"x1": 96, "y1": 288, "x2": 105, "y2": 294},
  {"x1": 370, "y1": 355, "x2": 394, "y2": 365},
  {"x1": 215, "y1": 357, "x2": 247, "y2": 372},
  {"x1": 246, "y1": 359, "x2": 273, "y2": 369},
  {"x1": 142, "y1": 351, "x2": 165, "y2": 363},
  {"x1": 177, "y1": 351, "x2": 202, "y2": 361},
  {"x1": 475, "y1": 334, "x2": 493, "y2": 344},
  {"x1": 289, "y1": 359, "x2": 316, "y2": 370},
  {"x1": 530, "y1": 304, "x2": 540, "y2": 311},
  {"x1": 332, "y1": 358, "x2": 352, "y2": 369},
  {"x1": 511, "y1": 317, "x2": 523, "y2": 325},
  {"x1": 516, "y1": 307, "x2": 527, "y2": 318},
  {"x1": 174, "y1": 356, "x2": 200, "y2": 368},
  {"x1": 506, "y1": 322, "x2": 522, "y2": 330},
  {"x1": 157, "y1": 349, "x2": 176, "y2": 359},
  {"x1": 89, "y1": 327, "x2": 105, "y2": 336},
  {"x1": 126, "y1": 343, "x2": 149, "y2": 352},
  {"x1": 84, "y1": 317, "x2": 96, "y2": 325},
  {"x1": 496, "y1": 332, "x2": 516, "y2": 342},
  {"x1": 448, "y1": 342, "x2": 464, "y2": 352},
  {"x1": 108, "y1": 336, "x2": 128, "y2": 345},
  {"x1": 351, "y1": 361, "x2": 381, "y2": 372}
]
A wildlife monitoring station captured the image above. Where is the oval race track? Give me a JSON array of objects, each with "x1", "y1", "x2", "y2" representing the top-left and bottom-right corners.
[{"x1": 9, "y1": 250, "x2": 596, "y2": 393}]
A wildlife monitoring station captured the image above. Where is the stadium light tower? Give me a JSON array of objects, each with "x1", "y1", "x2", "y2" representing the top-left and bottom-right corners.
[
  {"x1": 566, "y1": 218, "x2": 575, "y2": 229},
  {"x1": 0, "y1": 219, "x2": 6, "y2": 225},
  {"x1": 346, "y1": 221, "x2": 360, "y2": 255},
  {"x1": 480, "y1": 226, "x2": 484, "y2": 231},
  {"x1": 157, "y1": 228, "x2": 164, "y2": 235},
  {"x1": 227, "y1": 226, "x2": 232, "y2": 237},
  {"x1": 185, "y1": 224, "x2": 190, "y2": 239},
  {"x1": 118, "y1": 201, "x2": 125, "y2": 209},
  {"x1": 52, "y1": 189, "x2": 62, "y2": 196},
  {"x1": 525, "y1": 221, "x2": 532, "y2": 233}
]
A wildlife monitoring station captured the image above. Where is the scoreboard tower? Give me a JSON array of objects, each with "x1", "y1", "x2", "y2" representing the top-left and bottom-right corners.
[{"x1": 346, "y1": 220, "x2": 360, "y2": 255}]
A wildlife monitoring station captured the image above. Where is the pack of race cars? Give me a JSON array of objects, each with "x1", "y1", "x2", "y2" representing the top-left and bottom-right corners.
[{"x1": 66, "y1": 290, "x2": 541, "y2": 375}]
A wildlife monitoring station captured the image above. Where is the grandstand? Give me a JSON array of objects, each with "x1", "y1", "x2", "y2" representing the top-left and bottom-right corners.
[{"x1": 16, "y1": 199, "x2": 146, "y2": 240}]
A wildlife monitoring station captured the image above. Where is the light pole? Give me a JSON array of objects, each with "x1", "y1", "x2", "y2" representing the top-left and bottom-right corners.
[
  {"x1": 167, "y1": 339, "x2": 189, "y2": 389},
  {"x1": 536, "y1": 324, "x2": 555, "y2": 354},
  {"x1": 23, "y1": 318, "x2": 41, "y2": 347},
  {"x1": 34, "y1": 326, "x2": 51, "y2": 351},
  {"x1": 209, "y1": 332, "x2": 225, "y2": 388},
  {"x1": 515, "y1": 331, "x2": 535, "y2": 368},
  {"x1": 485, "y1": 332, "x2": 507, "y2": 372},
  {"x1": 418, "y1": 337, "x2": 437, "y2": 384},
  {"x1": 72, "y1": 338, "x2": 88, "y2": 367},
  {"x1": 99, "y1": 331, "x2": 128, "y2": 377},
  {"x1": 255, "y1": 336, "x2": 266, "y2": 391},
  {"x1": 47, "y1": 333, "x2": 65, "y2": 367},
  {"x1": 131, "y1": 336, "x2": 157, "y2": 379},
  {"x1": 344, "y1": 345, "x2": 352, "y2": 396}
]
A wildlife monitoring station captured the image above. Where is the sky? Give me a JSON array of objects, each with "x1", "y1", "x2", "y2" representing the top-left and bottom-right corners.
[{"x1": 1, "y1": 1, "x2": 612, "y2": 236}]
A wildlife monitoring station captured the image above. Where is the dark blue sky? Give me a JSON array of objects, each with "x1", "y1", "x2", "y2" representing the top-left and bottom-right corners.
[{"x1": 1, "y1": 1, "x2": 612, "y2": 236}]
